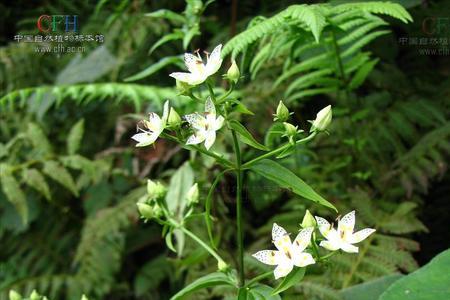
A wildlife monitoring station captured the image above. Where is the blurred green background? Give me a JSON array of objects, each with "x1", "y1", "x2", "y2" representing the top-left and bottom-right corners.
[{"x1": 0, "y1": 0, "x2": 449, "y2": 299}]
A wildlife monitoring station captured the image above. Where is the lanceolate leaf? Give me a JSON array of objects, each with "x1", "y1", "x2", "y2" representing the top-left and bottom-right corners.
[
  {"x1": 43, "y1": 161, "x2": 79, "y2": 197},
  {"x1": 22, "y1": 168, "x2": 51, "y2": 201},
  {"x1": 272, "y1": 267, "x2": 306, "y2": 295},
  {"x1": 0, "y1": 165, "x2": 28, "y2": 224},
  {"x1": 165, "y1": 162, "x2": 194, "y2": 217},
  {"x1": 250, "y1": 159, "x2": 336, "y2": 211},
  {"x1": 170, "y1": 272, "x2": 234, "y2": 300},
  {"x1": 67, "y1": 119, "x2": 85, "y2": 155},
  {"x1": 229, "y1": 120, "x2": 269, "y2": 151}
]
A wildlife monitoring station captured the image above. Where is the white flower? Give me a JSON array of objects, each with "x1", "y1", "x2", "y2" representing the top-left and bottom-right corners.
[
  {"x1": 132, "y1": 101, "x2": 169, "y2": 147},
  {"x1": 185, "y1": 97, "x2": 224, "y2": 150},
  {"x1": 252, "y1": 223, "x2": 315, "y2": 279},
  {"x1": 169, "y1": 44, "x2": 223, "y2": 85},
  {"x1": 315, "y1": 211, "x2": 376, "y2": 253}
]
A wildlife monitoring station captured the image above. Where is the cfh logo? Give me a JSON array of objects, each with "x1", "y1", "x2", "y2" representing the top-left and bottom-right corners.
[
  {"x1": 422, "y1": 17, "x2": 449, "y2": 35},
  {"x1": 37, "y1": 15, "x2": 78, "y2": 33}
]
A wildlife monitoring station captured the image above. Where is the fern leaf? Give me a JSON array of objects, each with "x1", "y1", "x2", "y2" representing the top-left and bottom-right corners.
[
  {"x1": 334, "y1": 2, "x2": 413, "y2": 23},
  {"x1": 0, "y1": 165, "x2": 28, "y2": 224}
]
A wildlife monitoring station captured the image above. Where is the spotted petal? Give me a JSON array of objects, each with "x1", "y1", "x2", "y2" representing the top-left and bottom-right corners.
[
  {"x1": 186, "y1": 132, "x2": 206, "y2": 145},
  {"x1": 319, "y1": 240, "x2": 340, "y2": 251},
  {"x1": 340, "y1": 242, "x2": 359, "y2": 253},
  {"x1": 292, "y1": 227, "x2": 313, "y2": 253},
  {"x1": 338, "y1": 211, "x2": 355, "y2": 236},
  {"x1": 292, "y1": 253, "x2": 315, "y2": 267},
  {"x1": 169, "y1": 72, "x2": 206, "y2": 85},
  {"x1": 272, "y1": 223, "x2": 291, "y2": 252},
  {"x1": 273, "y1": 257, "x2": 294, "y2": 279},
  {"x1": 252, "y1": 250, "x2": 283, "y2": 266},
  {"x1": 315, "y1": 216, "x2": 332, "y2": 238},
  {"x1": 185, "y1": 113, "x2": 206, "y2": 130},
  {"x1": 205, "y1": 44, "x2": 223, "y2": 76},
  {"x1": 349, "y1": 228, "x2": 376, "y2": 244},
  {"x1": 132, "y1": 132, "x2": 159, "y2": 147},
  {"x1": 184, "y1": 53, "x2": 204, "y2": 74},
  {"x1": 205, "y1": 97, "x2": 216, "y2": 116},
  {"x1": 204, "y1": 131, "x2": 216, "y2": 150}
]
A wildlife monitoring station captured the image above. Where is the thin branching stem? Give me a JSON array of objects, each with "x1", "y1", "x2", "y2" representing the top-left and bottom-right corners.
[{"x1": 231, "y1": 129, "x2": 245, "y2": 287}]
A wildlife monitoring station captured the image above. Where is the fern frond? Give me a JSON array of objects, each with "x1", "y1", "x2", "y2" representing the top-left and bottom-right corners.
[
  {"x1": 0, "y1": 83, "x2": 179, "y2": 112},
  {"x1": 333, "y1": 2, "x2": 413, "y2": 23}
]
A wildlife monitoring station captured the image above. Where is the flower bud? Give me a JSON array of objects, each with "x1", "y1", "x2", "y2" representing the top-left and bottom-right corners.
[
  {"x1": 81, "y1": 295, "x2": 89, "y2": 300},
  {"x1": 137, "y1": 202, "x2": 154, "y2": 219},
  {"x1": 9, "y1": 291, "x2": 22, "y2": 300},
  {"x1": 147, "y1": 179, "x2": 166, "y2": 200},
  {"x1": 167, "y1": 107, "x2": 181, "y2": 128},
  {"x1": 311, "y1": 105, "x2": 332, "y2": 132},
  {"x1": 301, "y1": 210, "x2": 316, "y2": 228},
  {"x1": 30, "y1": 291, "x2": 40, "y2": 300},
  {"x1": 274, "y1": 100, "x2": 290, "y2": 122},
  {"x1": 153, "y1": 204, "x2": 164, "y2": 218},
  {"x1": 226, "y1": 60, "x2": 240, "y2": 83},
  {"x1": 186, "y1": 183, "x2": 199, "y2": 206},
  {"x1": 283, "y1": 122, "x2": 298, "y2": 137},
  {"x1": 217, "y1": 259, "x2": 229, "y2": 272}
]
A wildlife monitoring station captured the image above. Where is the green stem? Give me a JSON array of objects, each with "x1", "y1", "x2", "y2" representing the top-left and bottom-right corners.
[
  {"x1": 319, "y1": 251, "x2": 337, "y2": 261},
  {"x1": 187, "y1": 90, "x2": 203, "y2": 103},
  {"x1": 242, "y1": 132, "x2": 317, "y2": 169},
  {"x1": 231, "y1": 129, "x2": 245, "y2": 287},
  {"x1": 217, "y1": 83, "x2": 235, "y2": 104},
  {"x1": 245, "y1": 271, "x2": 273, "y2": 287},
  {"x1": 330, "y1": 29, "x2": 346, "y2": 83},
  {"x1": 206, "y1": 81, "x2": 216, "y2": 102},
  {"x1": 180, "y1": 226, "x2": 226, "y2": 264}
]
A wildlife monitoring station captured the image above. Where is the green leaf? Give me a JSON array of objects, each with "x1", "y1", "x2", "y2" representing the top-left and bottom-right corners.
[
  {"x1": 27, "y1": 122, "x2": 52, "y2": 154},
  {"x1": 170, "y1": 272, "x2": 234, "y2": 300},
  {"x1": 43, "y1": 161, "x2": 79, "y2": 197},
  {"x1": 248, "y1": 284, "x2": 282, "y2": 300},
  {"x1": 145, "y1": 9, "x2": 186, "y2": 24},
  {"x1": 22, "y1": 168, "x2": 51, "y2": 201},
  {"x1": 230, "y1": 101, "x2": 254, "y2": 115},
  {"x1": 124, "y1": 56, "x2": 183, "y2": 82},
  {"x1": 165, "y1": 230, "x2": 177, "y2": 253},
  {"x1": 272, "y1": 267, "x2": 306, "y2": 295},
  {"x1": 250, "y1": 159, "x2": 336, "y2": 211},
  {"x1": 0, "y1": 165, "x2": 28, "y2": 224},
  {"x1": 229, "y1": 120, "x2": 269, "y2": 151},
  {"x1": 165, "y1": 162, "x2": 194, "y2": 218},
  {"x1": 67, "y1": 119, "x2": 85, "y2": 155},
  {"x1": 238, "y1": 287, "x2": 248, "y2": 300},
  {"x1": 379, "y1": 249, "x2": 450, "y2": 300},
  {"x1": 148, "y1": 32, "x2": 183, "y2": 55},
  {"x1": 290, "y1": 5, "x2": 326, "y2": 42},
  {"x1": 340, "y1": 274, "x2": 403, "y2": 300},
  {"x1": 348, "y1": 58, "x2": 379, "y2": 90}
]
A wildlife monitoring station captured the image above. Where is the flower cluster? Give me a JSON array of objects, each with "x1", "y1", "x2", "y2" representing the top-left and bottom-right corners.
[
  {"x1": 131, "y1": 44, "x2": 334, "y2": 151},
  {"x1": 253, "y1": 211, "x2": 375, "y2": 279},
  {"x1": 131, "y1": 44, "x2": 225, "y2": 150}
]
